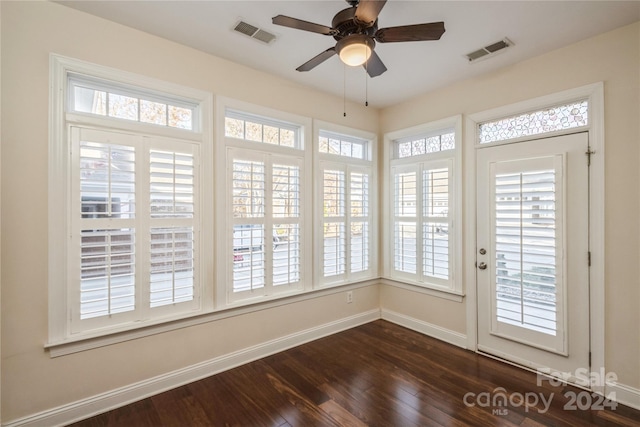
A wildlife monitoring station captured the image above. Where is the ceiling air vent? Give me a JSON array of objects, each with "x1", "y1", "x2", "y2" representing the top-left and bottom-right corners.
[
  {"x1": 233, "y1": 20, "x2": 276, "y2": 45},
  {"x1": 466, "y1": 38, "x2": 513, "y2": 63}
]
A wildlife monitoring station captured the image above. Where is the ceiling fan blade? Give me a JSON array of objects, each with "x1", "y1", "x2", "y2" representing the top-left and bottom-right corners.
[
  {"x1": 375, "y1": 22, "x2": 445, "y2": 43},
  {"x1": 296, "y1": 48, "x2": 337, "y2": 72},
  {"x1": 354, "y1": 0, "x2": 387, "y2": 27},
  {"x1": 363, "y1": 50, "x2": 387, "y2": 77},
  {"x1": 272, "y1": 15, "x2": 334, "y2": 35}
]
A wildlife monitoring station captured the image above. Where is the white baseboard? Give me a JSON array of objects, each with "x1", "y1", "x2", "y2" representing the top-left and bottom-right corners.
[
  {"x1": 606, "y1": 381, "x2": 640, "y2": 411},
  {"x1": 381, "y1": 308, "x2": 468, "y2": 349},
  {"x1": 5, "y1": 309, "x2": 380, "y2": 427}
]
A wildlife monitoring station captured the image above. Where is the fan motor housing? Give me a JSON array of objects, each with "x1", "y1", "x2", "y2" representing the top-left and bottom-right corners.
[{"x1": 332, "y1": 7, "x2": 377, "y2": 41}]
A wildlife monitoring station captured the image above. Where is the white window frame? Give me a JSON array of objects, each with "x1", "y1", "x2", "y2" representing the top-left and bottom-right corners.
[
  {"x1": 314, "y1": 121, "x2": 378, "y2": 288},
  {"x1": 48, "y1": 54, "x2": 214, "y2": 345},
  {"x1": 68, "y1": 73, "x2": 200, "y2": 131},
  {"x1": 215, "y1": 97, "x2": 313, "y2": 308},
  {"x1": 383, "y1": 115, "x2": 463, "y2": 296}
]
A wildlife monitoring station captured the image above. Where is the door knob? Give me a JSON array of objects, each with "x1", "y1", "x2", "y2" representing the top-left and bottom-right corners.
[{"x1": 478, "y1": 262, "x2": 487, "y2": 270}]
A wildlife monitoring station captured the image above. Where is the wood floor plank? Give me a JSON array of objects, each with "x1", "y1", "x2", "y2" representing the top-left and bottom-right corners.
[
  {"x1": 318, "y1": 399, "x2": 368, "y2": 427},
  {"x1": 262, "y1": 352, "x2": 331, "y2": 406},
  {"x1": 68, "y1": 320, "x2": 640, "y2": 427},
  {"x1": 150, "y1": 386, "x2": 213, "y2": 427}
]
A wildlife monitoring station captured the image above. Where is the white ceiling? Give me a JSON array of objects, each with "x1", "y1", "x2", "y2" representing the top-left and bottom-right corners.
[{"x1": 58, "y1": 1, "x2": 640, "y2": 108}]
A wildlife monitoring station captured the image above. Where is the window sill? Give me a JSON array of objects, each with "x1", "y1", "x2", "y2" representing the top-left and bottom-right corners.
[
  {"x1": 378, "y1": 277, "x2": 465, "y2": 302},
  {"x1": 46, "y1": 279, "x2": 379, "y2": 358}
]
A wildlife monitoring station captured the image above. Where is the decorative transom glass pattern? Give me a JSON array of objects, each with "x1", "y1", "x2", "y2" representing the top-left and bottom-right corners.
[
  {"x1": 479, "y1": 100, "x2": 588, "y2": 144},
  {"x1": 396, "y1": 131, "x2": 455, "y2": 159},
  {"x1": 225, "y1": 110, "x2": 300, "y2": 149},
  {"x1": 70, "y1": 76, "x2": 195, "y2": 130},
  {"x1": 319, "y1": 131, "x2": 368, "y2": 160}
]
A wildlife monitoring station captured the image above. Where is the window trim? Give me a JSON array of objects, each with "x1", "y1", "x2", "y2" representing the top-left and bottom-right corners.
[
  {"x1": 48, "y1": 54, "x2": 214, "y2": 346},
  {"x1": 383, "y1": 115, "x2": 463, "y2": 296},
  {"x1": 215, "y1": 97, "x2": 313, "y2": 309},
  {"x1": 314, "y1": 120, "x2": 378, "y2": 288}
]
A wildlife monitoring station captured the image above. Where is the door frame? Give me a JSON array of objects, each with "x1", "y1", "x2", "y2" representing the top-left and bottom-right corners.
[{"x1": 464, "y1": 82, "x2": 605, "y2": 394}]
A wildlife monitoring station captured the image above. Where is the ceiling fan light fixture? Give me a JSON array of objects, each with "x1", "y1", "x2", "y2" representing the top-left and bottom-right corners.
[{"x1": 336, "y1": 34, "x2": 374, "y2": 67}]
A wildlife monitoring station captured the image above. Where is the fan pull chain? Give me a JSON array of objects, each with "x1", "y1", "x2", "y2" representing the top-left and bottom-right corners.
[
  {"x1": 343, "y1": 63, "x2": 347, "y2": 117},
  {"x1": 365, "y1": 58, "x2": 369, "y2": 107}
]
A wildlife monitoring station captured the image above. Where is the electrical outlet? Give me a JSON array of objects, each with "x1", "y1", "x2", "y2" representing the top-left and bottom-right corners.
[{"x1": 347, "y1": 291, "x2": 353, "y2": 304}]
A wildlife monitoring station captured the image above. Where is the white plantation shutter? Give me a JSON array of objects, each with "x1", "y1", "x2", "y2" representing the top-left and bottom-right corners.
[
  {"x1": 393, "y1": 169, "x2": 418, "y2": 275},
  {"x1": 232, "y1": 159, "x2": 265, "y2": 219},
  {"x1": 322, "y1": 169, "x2": 346, "y2": 277},
  {"x1": 80, "y1": 228, "x2": 136, "y2": 319},
  {"x1": 272, "y1": 163, "x2": 301, "y2": 286},
  {"x1": 71, "y1": 127, "x2": 200, "y2": 332},
  {"x1": 231, "y1": 155, "x2": 266, "y2": 293},
  {"x1": 494, "y1": 168, "x2": 559, "y2": 335},
  {"x1": 150, "y1": 150, "x2": 195, "y2": 219},
  {"x1": 323, "y1": 222, "x2": 346, "y2": 277},
  {"x1": 80, "y1": 141, "x2": 136, "y2": 219},
  {"x1": 422, "y1": 167, "x2": 450, "y2": 280},
  {"x1": 149, "y1": 227, "x2": 195, "y2": 307},
  {"x1": 148, "y1": 142, "x2": 199, "y2": 312},
  {"x1": 392, "y1": 160, "x2": 453, "y2": 286},
  {"x1": 349, "y1": 172, "x2": 369, "y2": 273},
  {"x1": 228, "y1": 148, "x2": 304, "y2": 300},
  {"x1": 75, "y1": 129, "x2": 138, "y2": 325},
  {"x1": 387, "y1": 119, "x2": 461, "y2": 293},
  {"x1": 319, "y1": 162, "x2": 372, "y2": 284},
  {"x1": 149, "y1": 149, "x2": 197, "y2": 308},
  {"x1": 316, "y1": 125, "x2": 375, "y2": 287}
]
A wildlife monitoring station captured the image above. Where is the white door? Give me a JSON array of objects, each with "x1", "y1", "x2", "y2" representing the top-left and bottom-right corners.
[{"x1": 476, "y1": 132, "x2": 590, "y2": 382}]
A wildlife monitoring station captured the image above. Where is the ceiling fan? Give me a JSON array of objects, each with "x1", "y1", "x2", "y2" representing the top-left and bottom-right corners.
[{"x1": 272, "y1": 0, "x2": 445, "y2": 77}]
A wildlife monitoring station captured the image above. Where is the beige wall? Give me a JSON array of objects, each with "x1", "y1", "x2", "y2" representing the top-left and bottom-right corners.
[
  {"x1": 2, "y1": 0, "x2": 639, "y2": 423},
  {"x1": 380, "y1": 22, "x2": 640, "y2": 389},
  {"x1": 0, "y1": 1, "x2": 379, "y2": 421}
]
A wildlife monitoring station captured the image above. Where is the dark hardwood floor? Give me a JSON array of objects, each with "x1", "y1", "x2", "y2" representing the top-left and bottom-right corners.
[{"x1": 70, "y1": 320, "x2": 640, "y2": 426}]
